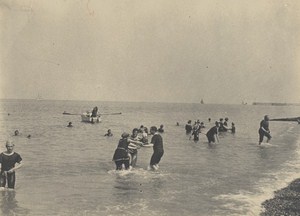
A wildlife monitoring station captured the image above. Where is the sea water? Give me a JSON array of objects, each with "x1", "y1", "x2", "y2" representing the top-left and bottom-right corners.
[{"x1": 0, "y1": 99, "x2": 300, "y2": 216}]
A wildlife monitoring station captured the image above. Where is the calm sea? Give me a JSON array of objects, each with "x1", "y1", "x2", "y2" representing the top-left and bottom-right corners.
[{"x1": 0, "y1": 99, "x2": 300, "y2": 216}]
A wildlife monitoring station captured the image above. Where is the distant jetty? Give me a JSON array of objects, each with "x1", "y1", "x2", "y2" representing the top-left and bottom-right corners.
[{"x1": 252, "y1": 102, "x2": 300, "y2": 106}]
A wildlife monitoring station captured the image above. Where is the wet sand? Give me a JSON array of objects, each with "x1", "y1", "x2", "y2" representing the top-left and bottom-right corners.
[{"x1": 261, "y1": 179, "x2": 300, "y2": 216}]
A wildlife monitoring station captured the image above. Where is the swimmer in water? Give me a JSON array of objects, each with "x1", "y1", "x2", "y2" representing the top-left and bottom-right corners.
[
  {"x1": 104, "y1": 129, "x2": 113, "y2": 137},
  {"x1": 14, "y1": 130, "x2": 20, "y2": 136}
]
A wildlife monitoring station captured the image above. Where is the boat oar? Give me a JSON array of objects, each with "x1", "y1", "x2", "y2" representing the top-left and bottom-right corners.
[
  {"x1": 100, "y1": 112, "x2": 122, "y2": 115},
  {"x1": 62, "y1": 112, "x2": 81, "y2": 115},
  {"x1": 63, "y1": 112, "x2": 122, "y2": 115}
]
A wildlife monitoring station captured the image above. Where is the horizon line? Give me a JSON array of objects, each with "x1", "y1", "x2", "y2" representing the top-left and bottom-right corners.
[{"x1": 1, "y1": 98, "x2": 300, "y2": 106}]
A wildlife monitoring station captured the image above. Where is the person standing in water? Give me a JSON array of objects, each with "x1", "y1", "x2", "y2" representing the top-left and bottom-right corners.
[
  {"x1": 112, "y1": 133, "x2": 130, "y2": 170},
  {"x1": 185, "y1": 120, "x2": 193, "y2": 134},
  {"x1": 258, "y1": 115, "x2": 271, "y2": 145},
  {"x1": 206, "y1": 121, "x2": 220, "y2": 144},
  {"x1": 0, "y1": 141, "x2": 23, "y2": 189},
  {"x1": 158, "y1": 125, "x2": 164, "y2": 133},
  {"x1": 231, "y1": 122, "x2": 236, "y2": 134},
  {"x1": 223, "y1": 117, "x2": 230, "y2": 131},
  {"x1": 148, "y1": 126, "x2": 164, "y2": 170},
  {"x1": 128, "y1": 128, "x2": 146, "y2": 167}
]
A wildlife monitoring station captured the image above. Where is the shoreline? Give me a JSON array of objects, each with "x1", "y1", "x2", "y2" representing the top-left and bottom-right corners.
[{"x1": 260, "y1": 178, "x2": 300, "y2": 215}]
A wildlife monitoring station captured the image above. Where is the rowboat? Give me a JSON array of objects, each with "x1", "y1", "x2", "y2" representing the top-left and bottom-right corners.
[{"x1": 81, "y1": 113, "x2": 101, "y2": 123}]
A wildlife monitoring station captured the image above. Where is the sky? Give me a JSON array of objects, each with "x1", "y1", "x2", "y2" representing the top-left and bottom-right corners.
[{"x1": 1, "y1": 0, "x2": 300, "y2": 104}]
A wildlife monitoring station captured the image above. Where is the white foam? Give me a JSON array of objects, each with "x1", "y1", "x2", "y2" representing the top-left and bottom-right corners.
[
  {"x1": 100, "y1": 199, "x2": 167, "y2": 216},
  {"x1": 107, "y1": 167, "x2": 170, "y2": 179},
  {"x1": 257, "y1": 142, "x2": 279, "y2": 148},
  {"x1": 214, "y1": 136, "x2": 300, "y2": 215}
]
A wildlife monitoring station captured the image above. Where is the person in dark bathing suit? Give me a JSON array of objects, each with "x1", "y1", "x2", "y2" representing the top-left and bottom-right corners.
[
  {"x1": 258, "y1": 115, "x2": 271, "y2": 145},
  {"x1": 206, "y1": 121, "x2": 220, "y2": 144},
  {"x1": 0, "y1": 141, "x2": 23, "y2": 189},
  {"x1": 231, "y1": 122, "x2": 236, "y2": 134},
  {"x1": 158, "y1": 125, "x2": 164, "y2": 133},
  {"x1": 112, "y1": 133, "x2": 130, "y2": 170},
  {"x1": 149, "y1": 126, "x2": 164, "y2": 170},
  {"x1": 185, "y1": 120, "x2": 193, "y2": 134}
]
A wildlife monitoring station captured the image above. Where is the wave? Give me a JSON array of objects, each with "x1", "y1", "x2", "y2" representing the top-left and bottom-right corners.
[{"x1": 214, "y1": 128, "x2": 300, "y2": 216}]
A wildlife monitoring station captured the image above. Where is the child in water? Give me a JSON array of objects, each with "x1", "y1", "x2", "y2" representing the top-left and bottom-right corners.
[{"x1": 231, "y1": 122, "x2": 236, "y2": 133}]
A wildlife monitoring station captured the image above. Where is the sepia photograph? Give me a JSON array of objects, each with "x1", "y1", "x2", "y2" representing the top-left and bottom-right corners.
[{"x1": 1, "y1": 0, "x2": 300, "y2": 215}]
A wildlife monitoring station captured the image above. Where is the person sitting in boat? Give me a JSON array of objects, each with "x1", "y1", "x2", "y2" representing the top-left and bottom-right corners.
[
  {"x1": 67, "y1": 122, "x2": 73, "y2": 127},
  {"x1": 91, "y1": 106, "x2": 98, "y2": 117},
  {"x1": 104, "y1": 129, "x2": 113, "y2": 137}
]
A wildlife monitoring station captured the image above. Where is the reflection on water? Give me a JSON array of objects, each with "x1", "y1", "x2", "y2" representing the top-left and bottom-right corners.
[
  {"x1": 0, "y1": 190, "x2": 17, "y2": 216},
  {"x1": 0, "y1": 189, "x2": 30, "y2": 216}
]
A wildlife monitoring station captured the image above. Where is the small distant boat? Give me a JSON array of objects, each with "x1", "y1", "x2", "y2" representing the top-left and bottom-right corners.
[{"x1": 81, "y1": 112, "x2": 101, "y2": 123}]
